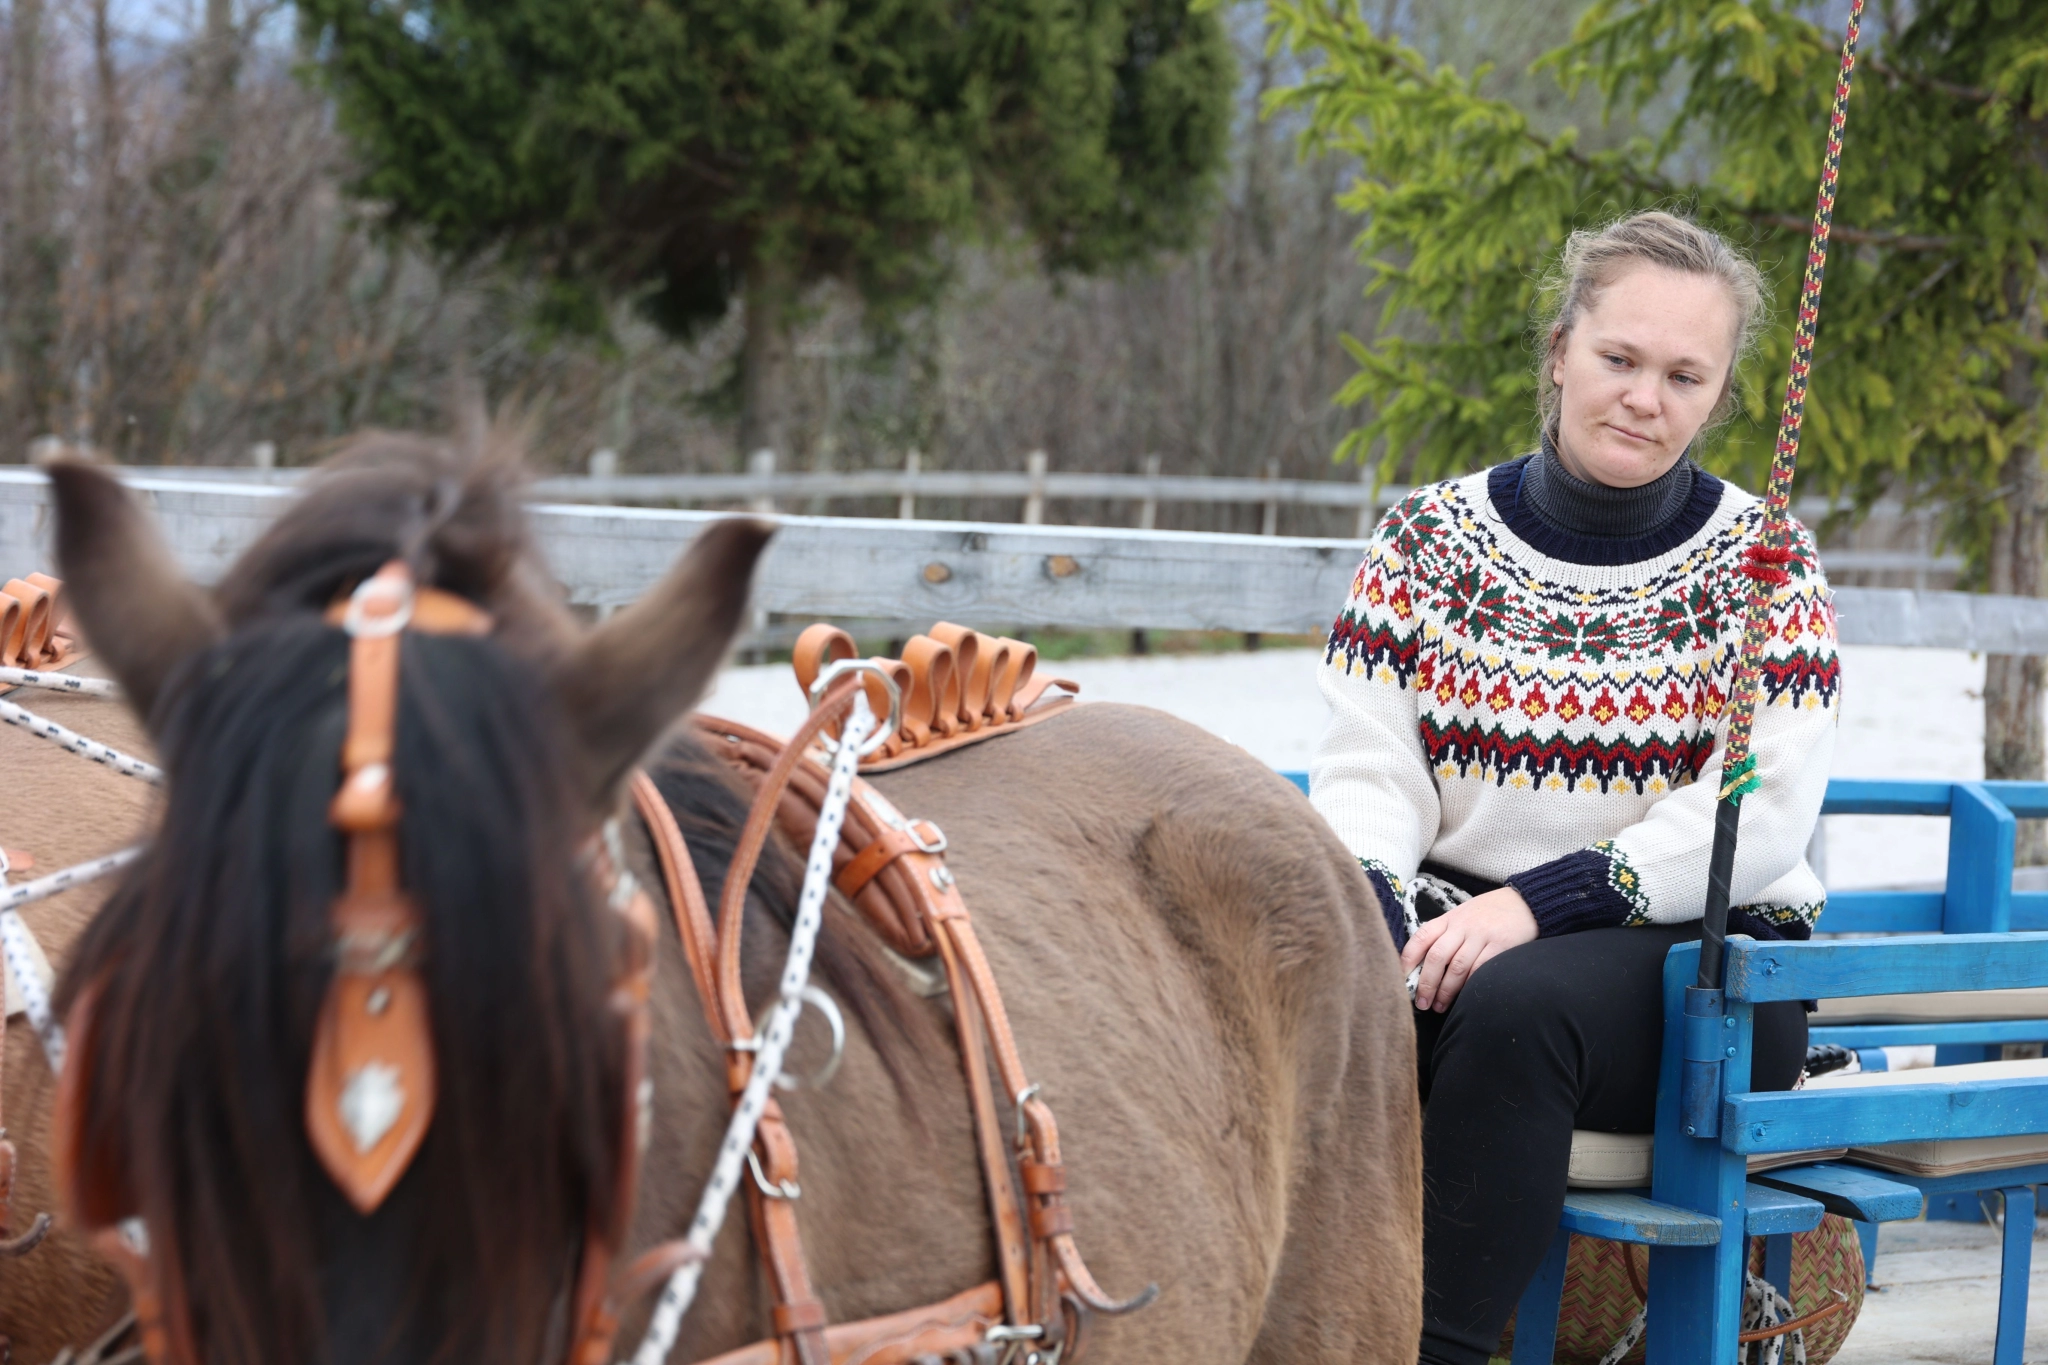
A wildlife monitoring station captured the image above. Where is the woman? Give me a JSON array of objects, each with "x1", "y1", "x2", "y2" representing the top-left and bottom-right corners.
[{"x1": 1310, "y1": 210, "x2": 1839, "y2": 1365}]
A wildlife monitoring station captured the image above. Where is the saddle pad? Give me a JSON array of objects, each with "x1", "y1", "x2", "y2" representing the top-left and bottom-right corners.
[
  {"x1": 1807, "y1": 1056, "x2": 2048, "y2": 1176},
  {"x1": 1566, "y1": 1131, "x2": 1847, "y2": 1189},
  {"x1": 1810, "y1": 987, "x2": 2048, "y2": 1024}
]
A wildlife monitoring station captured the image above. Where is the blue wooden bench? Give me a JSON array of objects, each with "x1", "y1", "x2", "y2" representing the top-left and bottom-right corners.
[{"x1": 1278, "y1": 771, "x2": 2048, "y2": 1358}]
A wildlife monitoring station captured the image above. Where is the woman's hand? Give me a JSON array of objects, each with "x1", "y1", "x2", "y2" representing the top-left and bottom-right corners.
[{"x1": 1402, "y1": 887, "x2": 1539, "y2": 1012}]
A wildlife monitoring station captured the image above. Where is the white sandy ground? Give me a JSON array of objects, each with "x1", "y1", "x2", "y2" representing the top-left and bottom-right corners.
[
  {"x1": 702, "y1": 642, "x2": 1984, "y2": 892},
  {"x1": 1837, "y1": 1218, "x2": 2048, "y2": 1365}
]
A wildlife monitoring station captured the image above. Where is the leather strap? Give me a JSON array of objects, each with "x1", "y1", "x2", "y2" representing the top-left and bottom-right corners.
[
  {"x1": 303, "y1": 570, "x2": 440, "y2": 1213},
  {"x1": 631, "y1": 771, "x2": 726, "y2": 1042},
  {"x1": 689, "y1": 702, "x2": 1148, "y2": 1340},
  {"x1": 673, "y1": 679, "x2": 868, "y2": 1365}
]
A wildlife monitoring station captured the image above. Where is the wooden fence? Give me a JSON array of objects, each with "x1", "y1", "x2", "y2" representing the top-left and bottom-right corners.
[
  {"x1": 83, "y1": 454, "x2": 1961, "y2": 579},
  {"x1": 0, "y1": 468, "x2": 2030, "y2": 649}
]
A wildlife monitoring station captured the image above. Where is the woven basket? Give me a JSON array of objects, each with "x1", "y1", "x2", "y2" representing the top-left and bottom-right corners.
[{"x1": 1495, "y1": 1214, "x2": 1865, "y2": 1364}]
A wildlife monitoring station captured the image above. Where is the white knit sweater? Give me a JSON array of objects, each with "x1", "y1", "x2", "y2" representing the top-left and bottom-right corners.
[{"x1": 1309, "y1": 458, "x2": 1839, "y2": 940}]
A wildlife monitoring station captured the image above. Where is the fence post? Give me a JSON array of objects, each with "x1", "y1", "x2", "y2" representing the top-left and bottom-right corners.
[
  {"x1": 1138, "y1": 453, "x2": 1161, "y2": 531},
  {"x1": 249, "y1": 441, "x2": 277, "y2": 470},
  {"x1": 589, "y1": 448, "x2": 618, "y2": 480},
  {"x1": 747, "y1": 448, "x2": 777, "y2": 514},
  {"x1": 1261, "y1": 458, "x2": 1281, "y2": 537},
  {"x1": 1024, "y1": 450, "x2": 1047, "y2": 526},
  {"x1": 900, "y1": 448, "x2": 920, "y2": 520},
  {"x1": 1356, "y1": 462, "x2": 1378, "y2": 539}
]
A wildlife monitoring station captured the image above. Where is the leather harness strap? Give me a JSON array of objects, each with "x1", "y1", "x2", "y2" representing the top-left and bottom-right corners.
[{"x1": 634, "y1": 683, "x2": 1150, "y2": 1365}]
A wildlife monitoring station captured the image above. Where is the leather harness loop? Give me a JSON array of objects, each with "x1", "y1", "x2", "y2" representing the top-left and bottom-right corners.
[{"x1": 789, "y1": 622, "x2": 1077, "y2": 772}]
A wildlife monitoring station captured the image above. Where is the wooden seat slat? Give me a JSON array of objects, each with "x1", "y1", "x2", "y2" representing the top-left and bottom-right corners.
[
  {"x1": 1748, "y1": 1162, "x2": 1925, "y2": 1223},
  {"x1": 1557, "y1": 1191, "x2": 1721, "y2": 1246}
]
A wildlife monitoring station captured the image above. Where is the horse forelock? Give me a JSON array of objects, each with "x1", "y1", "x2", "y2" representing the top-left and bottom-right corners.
[
  {"x1": 214, "y1": 426, "x2": 576, "y2": 660},
  {"x1": 55, "y1": 614, "x2": 628, "y2": 1365}
]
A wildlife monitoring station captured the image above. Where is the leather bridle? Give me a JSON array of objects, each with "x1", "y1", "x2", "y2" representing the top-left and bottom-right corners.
[{"x1": 52, "y1": 562, "x2": 669, "y2": 1365}]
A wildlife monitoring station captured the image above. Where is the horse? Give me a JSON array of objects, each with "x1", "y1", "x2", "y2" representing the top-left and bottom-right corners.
[{"x1": 0, "y1": 427, "x2": 1420, "y2": 1364}]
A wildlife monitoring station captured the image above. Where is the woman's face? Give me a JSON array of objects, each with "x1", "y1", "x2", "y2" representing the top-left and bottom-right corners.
[{"x1": 1550, "y1": 263, "x2": 1739, "y2": 488}]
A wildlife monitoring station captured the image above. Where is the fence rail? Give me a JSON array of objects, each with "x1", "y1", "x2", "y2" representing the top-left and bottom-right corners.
[
  {"x1": 0, "y1": 469, "x2": 2014, "y2": 646},
  {"x1": 53, "y1": 460, "x2": 1959, "y2": 576}
]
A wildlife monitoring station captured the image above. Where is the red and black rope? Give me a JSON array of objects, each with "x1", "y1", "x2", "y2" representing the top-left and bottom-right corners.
[{"x1": 1699, "y1": 0, "x2": 1864, "y2": 989}]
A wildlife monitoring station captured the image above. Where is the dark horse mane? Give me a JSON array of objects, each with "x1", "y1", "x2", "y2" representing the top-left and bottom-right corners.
[{"x1": 54, "y1": 430, "x2": 936, "y2": 1365}]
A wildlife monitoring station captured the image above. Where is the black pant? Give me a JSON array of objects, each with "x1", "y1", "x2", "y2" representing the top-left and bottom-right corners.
[{"x1": 1411, "y1": 921, "x2": 1807, "y2": 1365}]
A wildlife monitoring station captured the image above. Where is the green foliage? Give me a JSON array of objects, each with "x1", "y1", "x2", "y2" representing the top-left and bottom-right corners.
[
  {"x1": 295, "y1": 0, "x2": 1235, "y2": 339},
  {"x1": 1269, "y1": 0, "x2": 2048, "y2": 551}
]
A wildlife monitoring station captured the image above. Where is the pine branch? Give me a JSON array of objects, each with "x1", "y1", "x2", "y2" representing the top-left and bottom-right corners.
[
  {"x1": 1742, "y1": 212, "x2": 1960, "y2": 251},
  {"x1": 1862, "y1": 54, "x2": 1994, "y2": 105}
]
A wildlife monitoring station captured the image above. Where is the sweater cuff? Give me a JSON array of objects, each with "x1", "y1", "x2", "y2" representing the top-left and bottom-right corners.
[
  {"x1": 1359, "y1": 860, "x2": 1409, "y2": 952},
  {"x1": 1507, "y1": 850, "x2": 1635, "y2": 937}
]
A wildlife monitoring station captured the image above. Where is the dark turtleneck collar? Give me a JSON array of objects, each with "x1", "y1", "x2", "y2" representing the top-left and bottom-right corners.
[
  {"x1": 1524, "y1": 431, "x2": 1698, "y2": 540},
  {"x1": 1489, "y1": 435, "x2": 1723, "y2": 567}
]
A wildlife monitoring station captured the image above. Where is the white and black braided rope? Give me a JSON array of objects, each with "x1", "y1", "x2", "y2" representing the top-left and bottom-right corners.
[{"x1": 0, "y1": 696, "x2": 162, "y2": 784}]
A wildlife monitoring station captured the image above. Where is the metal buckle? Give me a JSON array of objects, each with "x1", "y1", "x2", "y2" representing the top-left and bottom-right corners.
[
  {"x1": 746, "y1": 1149, "x2": 801, "y2": 1200},
  {"x1": 905, "y1": 819, "x2": 948, "y2": 854},
  {"x1": 1014, "y1": 1082, "x2": 1042, "y2": 1149},
  {"x1": 807, "y1": 660, "x2": 902, "y2": 759}
]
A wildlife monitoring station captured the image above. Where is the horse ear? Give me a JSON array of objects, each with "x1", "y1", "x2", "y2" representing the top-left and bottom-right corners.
[
  {"x1": 554, "y1": 517, "x2": 775, "y2": 808},
  {"x1": 47, "y1": 460, "x2": 226, "y2": 726}
]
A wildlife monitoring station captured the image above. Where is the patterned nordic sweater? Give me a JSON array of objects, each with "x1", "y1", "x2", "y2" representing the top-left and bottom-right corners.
[{"x1": 1309, "y1": 456, "x2": 1840, "y2": 945}]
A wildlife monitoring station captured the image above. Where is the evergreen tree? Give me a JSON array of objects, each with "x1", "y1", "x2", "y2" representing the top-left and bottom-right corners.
[
  {"x1": 292, "y1": 0, "x2": 1233, "y2": 457},
  {"x1": 1271, "y1": 0, "x2": 2048, "y2": 812}
]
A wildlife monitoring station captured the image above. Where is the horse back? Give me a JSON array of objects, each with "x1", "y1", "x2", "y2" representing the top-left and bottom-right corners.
[{"x1": 867, "y1": 701, "x2": 1420, "y2": 1360}]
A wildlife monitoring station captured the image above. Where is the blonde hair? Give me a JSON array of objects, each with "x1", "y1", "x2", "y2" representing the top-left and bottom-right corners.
[{"x1": 1536, "y1": 210, "x2": 1769, "y2": 442}]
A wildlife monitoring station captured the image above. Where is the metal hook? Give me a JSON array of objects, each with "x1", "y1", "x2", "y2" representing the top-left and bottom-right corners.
[
  {"x1": 0, "y1": 1212, "x2": 51, "y2": 1258},
  {"x1": 745, "y1": 1149, "x2": 801, "y2": 1201},
  {"x1": 755, "y1": 985, "x2": 846, "y2": 1092}
]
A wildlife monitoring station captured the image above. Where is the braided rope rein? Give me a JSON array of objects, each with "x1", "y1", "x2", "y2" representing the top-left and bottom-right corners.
[{"x1": 1718, "y1": 0, "x2": 1865, "y2": 804}]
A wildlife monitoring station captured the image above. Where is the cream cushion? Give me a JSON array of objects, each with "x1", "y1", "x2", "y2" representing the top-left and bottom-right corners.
[
  {"x1": 1566, "y1": 1130, "x2": 1847, "y2": 1189},
  {"x1": 1806, "y1": 1056, "x2": 2048, "y2": 1176},
  {"x1": 1810, "y1": 988, "x2": 2048, "y2": 1025}
]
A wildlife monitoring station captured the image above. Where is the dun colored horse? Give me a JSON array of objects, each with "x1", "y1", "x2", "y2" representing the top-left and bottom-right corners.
[{"x1": 0, "y1": 429, "x2": 1419, "y2": 1364}]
